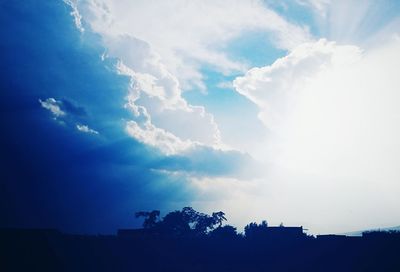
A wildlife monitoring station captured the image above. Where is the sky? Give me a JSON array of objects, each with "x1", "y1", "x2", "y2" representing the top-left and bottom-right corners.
[{"x1": 1, "y1": 0, "x2": 400, "y2": 235}]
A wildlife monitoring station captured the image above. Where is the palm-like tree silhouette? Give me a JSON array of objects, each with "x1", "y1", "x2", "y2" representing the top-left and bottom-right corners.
[{"x1": 212, "y1": 211, "x2": 227, "y2": 227}]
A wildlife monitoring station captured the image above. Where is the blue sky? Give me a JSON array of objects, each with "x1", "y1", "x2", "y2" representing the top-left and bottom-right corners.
[{"x1": 1, "y1": 0, "x2": 400, "y2": 234}]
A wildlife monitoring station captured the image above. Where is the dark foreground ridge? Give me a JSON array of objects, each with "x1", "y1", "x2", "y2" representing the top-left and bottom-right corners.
[{"x1": 1, "y1": 207, "x2": 400, "y2": 272}]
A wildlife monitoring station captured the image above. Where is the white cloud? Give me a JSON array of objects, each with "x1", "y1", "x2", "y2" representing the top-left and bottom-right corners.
[
  {"x1": 75, "y1": 0, "x2": 312, "y2": 156},
  {"x1": 79, "y1": 0, "x2": 311, "y2": 89},
  {"x1": 39, "y1": 98, "x2": 66, "y2": 117},
  {"x1": 123, "y1": 103, "x2": 194, "y2": 155},
  {"x1": 126, "y1": 120, "x2": 193, "y2": 156},
  {"x1": 234, "y1": 39, "x2": 361, "y2": 130},
  {"x1": 117, "y1": 59, "x2": 221, "y2": 147},
  {"x1": 124, "y1": 104, "x2": 227, "y2": 156},
  {"x1": 76, "y1": 124, "x2": 99, "y2": 134},
  {"x1": 232, "y1": 37, "x2": 400, "y2": 233}
]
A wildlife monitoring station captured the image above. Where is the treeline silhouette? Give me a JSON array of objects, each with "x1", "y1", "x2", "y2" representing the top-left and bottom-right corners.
[{"x1": 1, "y1": 207, "x2": 400, "y2": 272}]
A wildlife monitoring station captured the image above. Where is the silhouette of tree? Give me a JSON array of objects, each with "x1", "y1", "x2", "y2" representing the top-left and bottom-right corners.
[
  {"x1": 160, "y1": 209, "x2": 192, "y2": 236},
  {"x1": 261, "y1": 220, "x2": 268, "y2": 227},
  {"x1": 212, "y1": 211, "x2": 227, "y2": 227},
  {"x1": 209, "y1": 225, "x2": 238, "y2": 239},
  {"x1": 194, "y1": 213, "x2": 215, "y2": 235},
  {"x1": 135, "y1": 210, "x2": 160, "y2": 229},
  {"x1": 244, "y1": 220, "x2": 268, "y2": 239},
  {"x1": 139, "y1": 207, "x2": 229, "y2": 237},
  {"x1": 160, "y1": 207, "x2": 218, "y2": 236}
]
